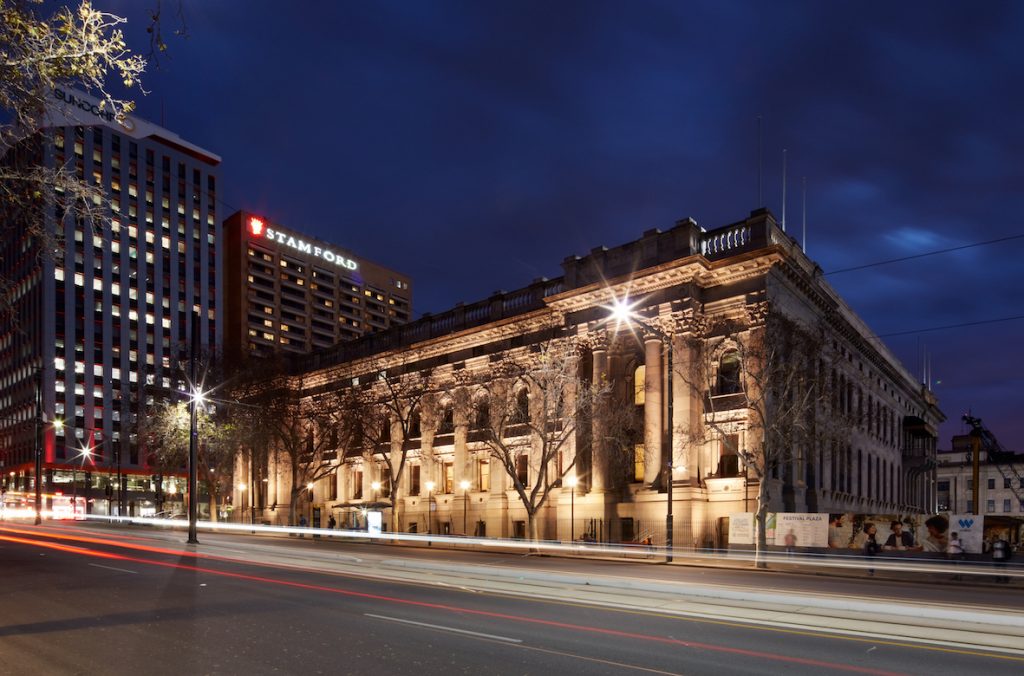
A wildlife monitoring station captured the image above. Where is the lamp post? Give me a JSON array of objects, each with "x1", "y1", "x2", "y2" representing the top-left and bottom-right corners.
[
  {"x1": 237, "y1": 482, "x2": 247, "y2": 523},
  {"x1": 187, "y1": 310, "x2": 201, "y2": 545},
  {"x1": 424, "y1": 480, "x2": 435, "y2": 536},
  {"x1": 34, "y1": 367, "x2": 43, "y2": 525},
  {"x1": 459, "y1": 479, "x2": 470, "y2": 535},
  {"x1": 566, "y1": 475, "x2": 577, "y2": 542},
  {"x1": 187, "y1": 385, "x2": 204, "y2": 545},
  {"x1": 72, "y1": 444, "x2": 92, "y2": 519},
  {"x1": 608, "y1": 299, "x2": 675, "y2": 563}
]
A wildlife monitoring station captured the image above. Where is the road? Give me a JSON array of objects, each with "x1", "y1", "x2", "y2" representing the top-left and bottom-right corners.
[{"x1": 1, "y1": 521, "x2": 1021, "y2": 675}]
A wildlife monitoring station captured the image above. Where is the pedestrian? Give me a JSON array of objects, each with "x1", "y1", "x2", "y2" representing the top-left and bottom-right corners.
[
  {"x1": 992, "y1": 536, "x2": 1012, "y2": 583},
  {"x1": 784, "y1": 529, "x2": 797, "y2": 557},
  {"x1": 298, "y1": 513, "x2": 308, "y2": 537},
  {"x1": 862, "y1": 523, "x2": 880, "y2": 576},
  {"x1": 948, "y1": 532, "x2": 965, "y2": 580},
  {"x1": 328, "y1": 514, "x2": 337, "y2": 530}
]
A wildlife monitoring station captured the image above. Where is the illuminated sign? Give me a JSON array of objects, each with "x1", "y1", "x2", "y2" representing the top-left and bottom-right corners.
[
  {"x1": 52, "y1": 88, "x2": 135, "y2": 130},
  {"x1": 248, "y1": 216, "x2": 358, "y2": 271}
]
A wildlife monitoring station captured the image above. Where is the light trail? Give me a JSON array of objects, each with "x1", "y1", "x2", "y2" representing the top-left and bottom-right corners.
[
  {"x1": 0, "y1": 531, "x2": 914, "y2": 675},
  {"x1": 66, "y1": 514, "x2": 1024, "y2": 581}
]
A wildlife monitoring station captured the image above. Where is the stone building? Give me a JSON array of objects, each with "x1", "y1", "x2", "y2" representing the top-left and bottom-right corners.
[{"x1": 238, "y1": 209, "x2": 944, "y2": 547}]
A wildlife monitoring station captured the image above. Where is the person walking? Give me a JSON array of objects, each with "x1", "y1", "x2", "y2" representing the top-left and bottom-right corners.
[
  {"x1": 948, "y1": 532, "x2": 965, "y2": 580},
  {"x1": 992, "y1": 536, "x2": 1012, "y2": 583},
  {"x1": 862, "y1": 523, "x2": 880, "y2": 576}
]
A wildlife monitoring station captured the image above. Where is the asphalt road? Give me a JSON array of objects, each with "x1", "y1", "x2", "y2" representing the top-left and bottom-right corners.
[{"x1": 1, "y1": 522, "x2": 1021, "y2": 676}]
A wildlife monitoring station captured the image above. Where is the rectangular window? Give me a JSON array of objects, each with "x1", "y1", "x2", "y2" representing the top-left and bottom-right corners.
[
  {"x1": 986, "y1": 499, "x2": 995, "y2": 513},
  {"x1": 1004, "y1": 499, "x2": 1012, "y2": 513},
  {"x1": 409, "y1": 465, "x2": 421, "y2": 496},
  {"x1": 988, "y1": 478, "x2": 996, "y2": 490},
  {"x1": 515, "y1": 454, "x2": 528, "y2": 487},
  {"x1": 634, "y1": 444, "x2": 645, "y2": 482},
  {"x1": 353, "y1": 470, "x2": 363, "y2": 500},
  {"x1": 1005, "y1": 478, "x2": 1012, "y2": 489},
  {"x1": 478, "y1": 458, "x2": 490, "y2": 492},
  {"x1": 443, "y1": 461, "x2": 454, "y2": 494}
]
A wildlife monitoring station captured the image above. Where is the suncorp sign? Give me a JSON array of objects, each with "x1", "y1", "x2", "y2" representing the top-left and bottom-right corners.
[
  {"x1": 53, "y1": 88, "x2": 135, "y2": 131},
  {"x1": 248, "y1": 216, "x2": 358, "y2": 271}
]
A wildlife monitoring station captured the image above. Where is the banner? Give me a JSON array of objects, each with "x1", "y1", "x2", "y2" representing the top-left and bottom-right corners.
[
  {"x1": 775, "y1": 513, "x2": 829, "y2": 548},
  {"x1": 728, "y1": 512, "x2": 755, "y2": 545},
  {"x1": 950, "y1": 514, "x2": 983, "y2": 553}
]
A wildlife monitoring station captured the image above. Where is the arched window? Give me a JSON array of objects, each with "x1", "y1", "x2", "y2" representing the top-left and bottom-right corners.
[
  {"x1": 474, "y1": 399, "x2": 490, "y2": 429},
  {"x1": 515, "y1": 388, "x2": 530, "y2": 423},
  {"x1": 633, "y1": 365, "x2": 645, "y2": 405},
  {"x1": 438, "y1": 402, "x2": 454, "y2": 434},
  {"x1": 717, "y1": 352, "x2": 741, "y2": 394}
]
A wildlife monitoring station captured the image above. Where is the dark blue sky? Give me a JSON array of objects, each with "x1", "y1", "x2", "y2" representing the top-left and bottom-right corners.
[{"x1": 111, "y1": 0, "x2": 1023, "y2": 450}]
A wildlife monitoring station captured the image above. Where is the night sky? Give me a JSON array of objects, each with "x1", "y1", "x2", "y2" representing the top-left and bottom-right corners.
[{"x1": 108, "y1": 1, "x2": 1023, "y2": 450}]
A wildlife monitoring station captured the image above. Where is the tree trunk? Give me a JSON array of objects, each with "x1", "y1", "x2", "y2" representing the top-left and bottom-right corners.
[
  {"x1": 208, "y1": 494, "x2": 218, "y2": 523},
  {"x1": 390, "y1": 485, "x2": 401, "y2": 533},
  {"x1": 755, "y1": 479, "x2": 770, "y2": 569},
  {"x1": 527, "y1": 509, "x2": 541, "y2": 552},
  {"x1": 289, "y1": 489, "x2": 300, "y2": 526}
]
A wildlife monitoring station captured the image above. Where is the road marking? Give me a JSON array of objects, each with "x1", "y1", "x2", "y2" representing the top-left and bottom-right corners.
[
  {"x1": 364, "y1": 613, "x2": 523, "y2": 643},
  {"x1": 508, "y1": 642, "x2": 684, "y2": 675},
  {"x1": 88, "y1": 563, "x2": 137, "y2": 574}
]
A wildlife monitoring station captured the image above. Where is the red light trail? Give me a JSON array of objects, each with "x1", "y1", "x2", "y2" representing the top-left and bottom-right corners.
[{"x1": 1, "y1": 528, "x2": 907, "y2": 676}]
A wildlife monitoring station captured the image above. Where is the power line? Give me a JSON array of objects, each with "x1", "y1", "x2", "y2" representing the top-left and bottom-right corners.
[
  {"x1": 825, "y1": 233, "x2": 1024, "y2": 275},
  {"x1": 873, "y1": 314, "x2": 1024, "y2": 339}
]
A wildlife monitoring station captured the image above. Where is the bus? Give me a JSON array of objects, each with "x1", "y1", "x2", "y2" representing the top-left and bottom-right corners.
[{"x1": 1, "y1": 490, "x2": 87, "y2": 520}]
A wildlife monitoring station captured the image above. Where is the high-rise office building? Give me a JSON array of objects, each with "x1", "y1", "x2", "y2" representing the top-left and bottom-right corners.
[
  {"x1": 222, "y1": 210, "x2": 412, "y2": 364},
  {"x1": 0, "y1": 89, "x2": 220, "y2": 514}
]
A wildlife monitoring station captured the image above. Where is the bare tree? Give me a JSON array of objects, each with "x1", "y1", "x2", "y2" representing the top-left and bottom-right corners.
[
  {"x1": 258, "y1": 379, "x2": 346, "y2": 525},
  {"x1": 342, "y1": 361, "x2": 435, "y2": 532},
  {"x1": 474, "y1": 339, "x2": 605, "y2": 541},
  {"x1": 680, "y1": 307, "x2": 843, "y2": 564}
]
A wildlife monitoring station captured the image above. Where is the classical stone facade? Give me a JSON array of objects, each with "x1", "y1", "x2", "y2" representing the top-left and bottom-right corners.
[{"x1": 237, "y1": 209, "x2": 944, "y2": 548}]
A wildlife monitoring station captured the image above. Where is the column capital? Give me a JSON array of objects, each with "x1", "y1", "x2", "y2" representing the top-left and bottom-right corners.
[
  {"x1": 675, "y1": 310, "x2": 707, "y2": 337},
  {"x1": 587, "y1": 329, "x2": 610, "y2": 353},
  {"x1": 746, "y1": 300, "x2": 770, "y2": 327}
]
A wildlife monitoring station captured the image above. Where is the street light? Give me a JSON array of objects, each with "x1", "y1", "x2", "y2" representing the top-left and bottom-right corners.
[
  {"x1": 72, "y1": 444, "x2": 92, "y2": 519},
  {"x1": 34, "y1": 367, "x2": 44, "y2": 525},
  {"x1": 459, "y1": 479, "x2": 470, "y2": 535},
  {"x1": 424, "y1": 480, "x2": 435, "y2": 535},
  {"x1": 237, "y1": 482, "x2": 246, "y2": 524},
  {"x1": 607, "y1": 298, "x2": 675, "y2": 562},
  {"x1": 187, "y1": 384, "x2": 206, "y2": 545},
  {"x1": 566, "y1": 475, "x2": 578, "y2": 542}
]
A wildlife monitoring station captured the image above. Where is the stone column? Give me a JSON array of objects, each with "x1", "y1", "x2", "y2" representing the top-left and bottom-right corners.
[
  {"x1": 643, "y1": 335, "x2": 663, "y2": 486},
  {"x1": 590, "y1": 334, "x2": 609, "y2": 492},
  {"x1": 672, "y1": 333, "x2": 694, "y2": 483},
  {"x1": 454, "y1": 404, "x2": 469, "y2": 487}
]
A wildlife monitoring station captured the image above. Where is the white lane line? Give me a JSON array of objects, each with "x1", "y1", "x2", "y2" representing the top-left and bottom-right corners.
[
  {"x1": 364, "y1": 613, "x2": 522, "y2": 643},
  {"x1": 89, "y1": 563, "x2": 138, "y2": 574}
]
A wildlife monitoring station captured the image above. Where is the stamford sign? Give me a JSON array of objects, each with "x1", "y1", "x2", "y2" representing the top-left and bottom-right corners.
[{"x1": 248, "y1": 217, "x2": 358, "y2": 271}]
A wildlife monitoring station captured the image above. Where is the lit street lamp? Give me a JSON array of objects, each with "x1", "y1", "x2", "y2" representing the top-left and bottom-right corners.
[
  {"x1": 566, "y1": 475, "x2": 577, "y2": 542},
  {"x1": 424, "y1": 480, "x2": 435, "y2": 535},
  {"x1": 237, "y1": 482, "x2": 246, "y2": 523},
  {"x1": 459, "y1": 479, "x2": 470, "y2": 535},
  {"x1": 608, "y1": 298, "x2": 675, "y2": 562},
  {"x1": 187, "y1": 384, "x2": 205, "y2": 545},
  {"x1": 72, "y1": 444, "x2": 92, "y2": 519}
]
